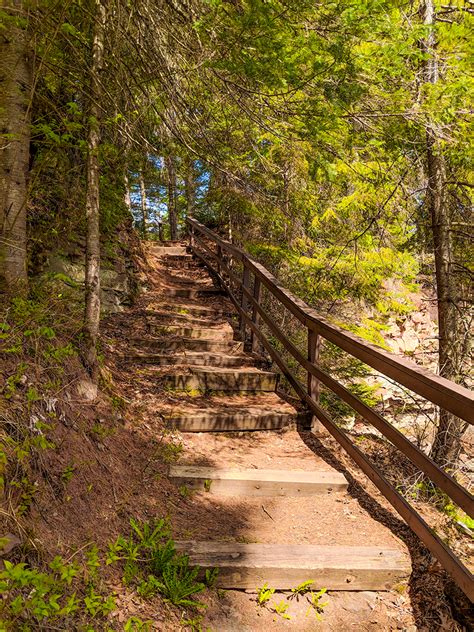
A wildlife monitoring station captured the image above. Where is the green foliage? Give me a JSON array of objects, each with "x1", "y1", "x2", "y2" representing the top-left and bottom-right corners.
[
  {"x1": 273, "y1": 599, "x2": 291, "y2": 620},
  {"x1": 61, "y1": 464, "x2": 76, "y2": 485},
  {"x1": 180, "y1": 614, "x2": 209, "y2": 632},
  {"x1": 443, "y1": 503, "x2": 474, "y2": 532},
  {"x1": 0, "y1": 517, "x2": 215, "y2": 628},
  {"x1": 0, "y1": 554, "x2": 113, "y2": 629},
  {"x1": 204, "y1": 567, "x2": 219, "y2": 588},
  {"x1": 179, "y1": 484, "x2": 191, "y2": 498},
  {"x1": 256, "y1": 582, "x2": 275, "y2": 606},
  {"x1": 125, "y1": 616, "x2": 153, "y2": 631},
  {"x1": 290, "y1": 579, "x2": 314, "y2": 598},
  {"x1": 155, "y1": 440, "x2": 183, "y2": 464},
  {"x1": 107, "y1": 518, "x2": 212, "y2": 609},
  {"x1": 152, "y1": 555, "x2": 206, "y2": 608},
  {"x1": 305, "y1": 587, "x2": 329, "y2": 621},
  {"x1": 343, "y1": 318, "x2": 391, "y2": 351}
]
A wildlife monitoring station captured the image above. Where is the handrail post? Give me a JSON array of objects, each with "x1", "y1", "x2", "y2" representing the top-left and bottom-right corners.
[
  {"x1": 189, "y1": 223, "x2": 194, "y2": 250},
  {"x1": 308, "y1": 327, "x2": 323, "y2": 433},
  {"x1": 240, "y1": 263, "x2": 251, "y2": 344},
  {"x1": 251, "y1": 276, "x2": 262, "y2": 353}
]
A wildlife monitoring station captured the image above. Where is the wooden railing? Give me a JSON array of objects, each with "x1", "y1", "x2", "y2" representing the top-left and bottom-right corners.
[{"x1": 186, "y1": 217, "x2": 474, "y2": 600}]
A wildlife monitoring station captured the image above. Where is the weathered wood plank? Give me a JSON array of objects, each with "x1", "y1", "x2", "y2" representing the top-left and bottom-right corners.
[
  {"x1": 163, "y1": 368, "x2": 278, "y2": 392},
  {"x1": 166, "y1": 412, "x2": 295, "y2": 432},
  {"x1": 144, "y1": 311, "x2": 226, "y2": 327},
  {"x1": 152, "y1": 246, "x2": 188, "y2": 256},
  {"x1": 131, "y1": 338, "x2": 243, "y2": 353},
  {"x1": 164, "y1": 287, "x2": 224, "y2": 299},
  {"x1": 169, "y1": 466, "x2": 347, "y2": 495},
  {"x1": 131, "y1": 352, "x2": 252, "y2": 368},
  {"x1": 150, "y1": 324, "x2": 234, "y2": 341},
  {"x1": 175, "y1": 541, "x2": 411, "y2": 591}
]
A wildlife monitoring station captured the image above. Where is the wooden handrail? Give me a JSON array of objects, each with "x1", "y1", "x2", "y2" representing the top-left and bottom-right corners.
[
  {"x1": 188, "y1": 217, "x2": 473, "y2": 425},
  {"x1": 188, "y1": 218, "x2": 474, "y2": 600}
]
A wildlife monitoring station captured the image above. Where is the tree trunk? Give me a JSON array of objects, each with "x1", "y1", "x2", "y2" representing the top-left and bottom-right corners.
[
  {"x1": 0, "y1": 0, "x2": 32, "y2": 292},
  {"x1": 165, "y1": 155, "x2": 178, "y2": 240},
  {"x1": 426, "y1": 133, "x2": 466, "y2": 468},
  {"x1": 421, "y1": 0, "x2": 466, "y2": 469},
  {"x1": 139, "y1": 168, "x2": 147, "y2": 237},
  {"x1": 83, "y1": 0, "x2": 106, "y2": 383},
  {"x1": 184, "y1": 158, "x2": 195, "y2": 218}
]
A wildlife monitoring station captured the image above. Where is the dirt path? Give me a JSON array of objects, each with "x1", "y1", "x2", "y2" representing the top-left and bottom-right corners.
[{"x1": 95, "y1": 241, "x2": 474, "y2": 630}]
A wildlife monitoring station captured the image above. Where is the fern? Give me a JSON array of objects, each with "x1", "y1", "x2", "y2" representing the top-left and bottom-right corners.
[
  {"x1": 155, "y1": 555, "x2": 206, "y2": 608},
  {"x1": 150, "y1": 539, "x2": 176, "y2": 575}
]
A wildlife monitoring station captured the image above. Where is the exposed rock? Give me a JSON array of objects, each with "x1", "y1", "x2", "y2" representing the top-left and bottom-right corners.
[
  {"x1": 76, "y1": 379, "x2": 98, "y2": 401},
  {"x1": 0, "y1": 534, "x2": 21, "y2": 556},
  {"x1": 47, "y1": 255, "x2": 138, "y2": 313}
]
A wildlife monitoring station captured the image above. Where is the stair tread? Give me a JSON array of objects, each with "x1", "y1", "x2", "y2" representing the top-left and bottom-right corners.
[
  {"x1": 163, "y1": 287, "x2": 223, "y2": 296},
  {"x1": 167, "y1": 406, "x2": 293, "y2": 418},
  {"x1": 131, "y1": 352, "x2": 251, "y2": 362},
  {"x1": 161, "y1": 323, "x2": 232, "y2": 330},
  {"x1": 175, "y1": 541, "x2": 411, "y2": 590},
  {"x1": 130, "y1": 338, "x2": 244, "y2": 353},
  {"x1": 169, "y1": 465, "x2": 348, "y2": 494},
  {"x1": 130, "y1": 352, "x2": 254, "y2": 368},
  {"x1": 186, "y1": 366, "x2": 274, "y2": 375},
  {"x1": 178, "y1": 541, "x2": 409, "y2": 568},
  {"x1": 152, "y1": 247, "x2": 188, "y2": 255},
  {"x1": 162, "y1": 392, "x2": 295, "y2": 414},
  {"x1": 143, "y1": 312, "x2": 225, "y2": 326},
  {"x1": 150, "y1": 325, "x2": 234, "y2": 341},
  {"x1": 163, "y1": 368, "x2": 278, "y2": 393},
  {"x1": 170, "y1": 465, "x2": 347, "y2": 484}
]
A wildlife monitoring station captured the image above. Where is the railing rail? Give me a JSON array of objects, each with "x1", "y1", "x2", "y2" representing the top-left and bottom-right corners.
[{"x1": 187, "y1": 217, "x2": 474, "y2": 600}]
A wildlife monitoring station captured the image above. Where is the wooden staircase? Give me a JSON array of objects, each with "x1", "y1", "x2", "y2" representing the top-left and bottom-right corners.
[{"x1": 141, "y1": 242, "x2": 411, "y2": 592}]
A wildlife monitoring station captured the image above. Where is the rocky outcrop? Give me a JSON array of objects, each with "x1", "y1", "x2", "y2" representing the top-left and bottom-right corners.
[
  {"x1": 383, "y1": 286, "x2": 438, "y2": 370},
  {"x1": 47, "y1": 254, "x2": 139, "y2": 313}
]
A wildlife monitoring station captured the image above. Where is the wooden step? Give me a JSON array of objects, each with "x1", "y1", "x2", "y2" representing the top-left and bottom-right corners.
[
  {"x1": 163, "y1": 368, "x2": 278, "y2": 392},
  {"x1": 144, "y1": 311, "x2": 223, "y2": 327},
  {"x1": 151, "y1": 324, "x2": 234, "y2": 340},
  {"x1": 153, "y1": 246, "x2": 188, "y2": 256},
  {"x1": 163, "y1": 274, "x2": 211, "y2": 287},
  {"x1": 131, "y1": 338, "x2": 243, "y2": 353},
  {"x1": 166, "y1": 409, "x2": 295, "y2": 431},
  {"x1": 176, "y1": 541, "x2": 411, "y2": 591},
  {"x1": 169, "y1": 466, "x2": 348, "y2": 495},
  {"x1": 149, "y1": 303, "x2": 227, "y2": 318},
  {"x1": 163, "y1": 253, "x2": 193, "y2": 260},
  {"x1": 163, "y1": 258, "x2": 201, "y2": 267},
  {"x1": 150, "y1": 240, "x2": 183, "y2": 247},
  {"x1": 165, "y1": 287, "x2": 223, "y2": 299},
  {"x1": 132, "y1": 352, "x2": 252, "y2": 368}
]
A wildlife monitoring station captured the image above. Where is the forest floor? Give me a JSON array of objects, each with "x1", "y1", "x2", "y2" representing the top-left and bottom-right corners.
[{"x1": 1, "y1": 240, "x2": 472, "y2": 631}]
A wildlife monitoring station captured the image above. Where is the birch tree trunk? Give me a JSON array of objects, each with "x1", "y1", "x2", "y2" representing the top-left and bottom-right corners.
[
  {"x1": 139, "y1": 168, "x2": 147, "y2": 237},
  {"x1": 0, "y1": 0, "x2": 32, "y2": 292},
  {"x1": 83, "y1": 0, "x2": 106, "y2": 382},
  {"x1": 421, "y1": 0, "x2": 466, "y2": 468},
  {"x1": 165, "y1": 155, "x2": 178, "y2": 240}
]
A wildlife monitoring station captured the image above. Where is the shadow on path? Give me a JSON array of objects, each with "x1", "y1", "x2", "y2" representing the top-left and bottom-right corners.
[{"x1": 297, "y1": 428, "x2": 473, "y2": 630}]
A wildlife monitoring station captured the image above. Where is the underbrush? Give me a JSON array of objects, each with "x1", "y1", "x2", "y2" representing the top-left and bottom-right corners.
[
  {"x1": 107, "y1": 518, "x2": 217, "y2": 608},
  {"x1": 1, "y1": 279, "x2": 85, "y2": 524},
  {"x1": 0, "y1": 518, "x2": 215, "y2": 630},
  {"x1": 0, "y1": 281, "x2": 217, "y2": 630}
]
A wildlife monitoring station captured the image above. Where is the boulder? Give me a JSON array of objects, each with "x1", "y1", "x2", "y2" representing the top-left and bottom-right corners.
[{"x1": 47, "y1": 256, "x2": 137, "y2": 313}]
